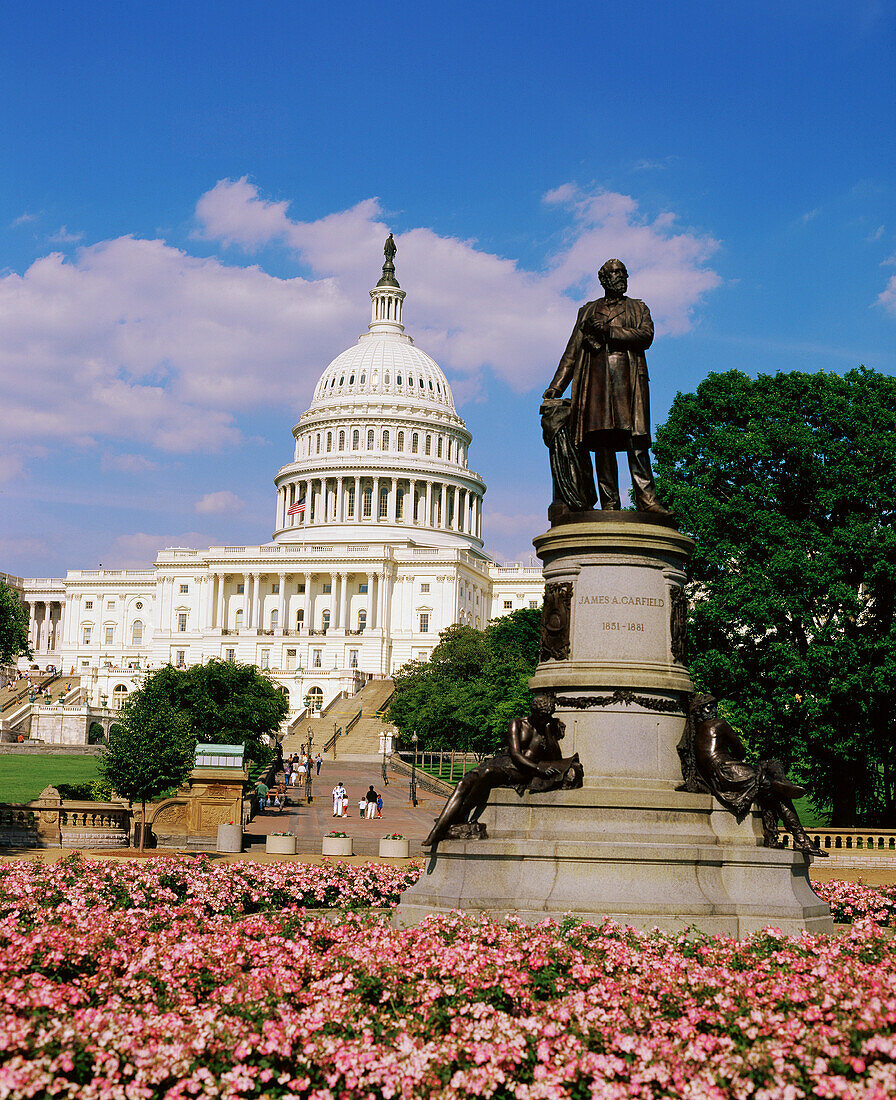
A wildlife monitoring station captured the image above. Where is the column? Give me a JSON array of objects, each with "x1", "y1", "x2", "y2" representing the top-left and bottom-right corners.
[
  {"x1": 372, "y1": 476, "x2": 381, "y2": 522},
  {"x1": 409, "y1": 478, "x2": 417, "y2": 524},
  {"x1": 391, "y1": 477, "x2": 398, "y2": 522},
  {"x1": 196, "y1": 577, "x2": 206, "y2": 631},
  {"x1": 277, "y1": 573, "x2": 286, "y2": 634},
  {"x1": 216, "y1": 574, "x2": 225, "y2": 630},
  {"x1": 340, "y1": 571, "x2": 349, "y2": 632},
  {"x1": 335, "y1": 477, "x2": 344, "y2": 524},
  {"x1": 440, "y1": 484, "x2": 447, "y2": 530},
  {"x1": 377, "y1": 570, "x2": 388, "y2": 631},
  {"x1": 353, "y1": 476, "x2": 361, "y2": 520},
  {"x1": 303, "y1": 573, "x2": 312, "y2": 634},
  {"x1": 425, "y1": 481, "x2": 433, "y2": 528},
  {"x1": 331, "y1": 572, "x2": 341, "y2": 630},
  {"x1": 366, "y1": 572, "x2": 375, "y2": 630},
  {"x1": 256, "y1": 572, "x2": 264, "y2": 631}
]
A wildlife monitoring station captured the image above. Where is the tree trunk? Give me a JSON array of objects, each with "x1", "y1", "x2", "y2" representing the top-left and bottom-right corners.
[{"x1": 140, "y1": 800, "x2": 147, "y2": 853}]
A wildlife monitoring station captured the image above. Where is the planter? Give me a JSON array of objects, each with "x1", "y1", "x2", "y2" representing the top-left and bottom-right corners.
[
  {"x1": 379, "y1": 837, "x2": 410, "y2": 859},
  {"x1": 216, "y1": 823, "x2": 243, "y2": 854},
  {"x1": 322, "y1": 835, "x2": 353, "y2": 857},
  {"x1": 265, "y1": 833, "x2": 297, "y2": 855}
]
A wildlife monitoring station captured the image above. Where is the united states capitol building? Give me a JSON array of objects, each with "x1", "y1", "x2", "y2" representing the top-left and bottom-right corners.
[{"x1": 7, "y1": 245, "x2": 543, "y2": 717}]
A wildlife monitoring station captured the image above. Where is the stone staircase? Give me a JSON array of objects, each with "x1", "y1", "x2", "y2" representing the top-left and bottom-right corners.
[{"x1": 282, "y1": 679, "x2": 394, "y2": 758}]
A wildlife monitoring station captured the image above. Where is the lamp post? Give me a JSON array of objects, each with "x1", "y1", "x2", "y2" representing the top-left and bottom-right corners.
[
  {"x1": 381, "y1": 727, "x2": 390, "y2": 787},
  {"x1": 410, "y1": 731, "x2": 418, "y2": 807}
]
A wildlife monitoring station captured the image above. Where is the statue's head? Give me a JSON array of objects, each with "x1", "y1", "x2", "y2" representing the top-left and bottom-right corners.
[
  {"x1": 598, "y1": 258, "x2": 628, "y2": 297},
  {"x1": 691, "y1": 693, "x2": 717, "y2": 721},
  {"x1": 531, "y1": 690, "x2": 556, "y2": 716}
]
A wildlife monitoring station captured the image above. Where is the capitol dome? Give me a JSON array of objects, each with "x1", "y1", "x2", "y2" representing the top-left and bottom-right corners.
[{"x1": 272, "y1": 238, "x2": 485, "y2": 550}]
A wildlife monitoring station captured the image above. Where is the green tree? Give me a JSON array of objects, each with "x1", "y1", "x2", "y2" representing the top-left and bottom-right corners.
[
  {"x1": 128, "y1": 659, "x2": 288, "y2": 763},
  {"x1": 99, "y1": 695, "x2": 194, "y2": 851},
  {"x1": 389, "y1": 609, "x2": 542, "y2": 753},
  {"x1": 653, "y1": 367, "x2": 896, "y2": 825},
  {"x1": 0, "y1": 581, "x2": 31, "y2": 665}
]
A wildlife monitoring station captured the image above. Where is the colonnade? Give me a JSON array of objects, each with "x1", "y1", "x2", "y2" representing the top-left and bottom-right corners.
[
  {"x1": 23, "y1": 600, "x2": 64, "y2": 654},
  {"x1": 276, "y1": 476, "x2": 482, "y2": 538},
  {"x1": 156, "y1": 568, "x2": 392, "y2": 636}
]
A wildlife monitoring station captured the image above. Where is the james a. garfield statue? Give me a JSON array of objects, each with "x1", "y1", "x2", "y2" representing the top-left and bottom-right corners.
[{"x1": 543, "y1": 258, "x2": 671, "y2": 516}]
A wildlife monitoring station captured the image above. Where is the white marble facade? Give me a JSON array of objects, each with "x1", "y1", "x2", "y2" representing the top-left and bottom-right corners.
[{"x1": 8, "y1": 253, "x2": 543, "y2": 717}]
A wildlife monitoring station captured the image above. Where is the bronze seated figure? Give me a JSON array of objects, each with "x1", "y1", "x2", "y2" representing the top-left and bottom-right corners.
[
  {"x1": 422, "y1": 691, "x2": 583, "y2": 848},
  {"x1": 679, "y1": 693, "x2": 827, "y2": 857}
]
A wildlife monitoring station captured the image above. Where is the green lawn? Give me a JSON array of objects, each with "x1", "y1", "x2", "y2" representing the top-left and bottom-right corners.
[{"x1": 0, "y1": 755, "x2": 100, "y2": 804}]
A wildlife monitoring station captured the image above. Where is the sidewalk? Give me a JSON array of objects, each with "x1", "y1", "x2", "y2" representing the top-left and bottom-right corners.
[{"x1": 245, "y1": 758, "x2": 442, "y2": 857}]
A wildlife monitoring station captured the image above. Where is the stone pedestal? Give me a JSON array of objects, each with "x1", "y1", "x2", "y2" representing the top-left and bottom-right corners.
[{"x1": 396, "y1": 516, "x2": 832, "y2": 935}]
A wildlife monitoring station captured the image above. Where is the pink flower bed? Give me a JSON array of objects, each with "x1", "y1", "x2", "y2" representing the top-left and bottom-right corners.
[
  {"x1": 812, "y1": 880, "x2": 896, "y2": 926},
  {"x1": 0, "y1": 854, "x2": 422, "y2": 920},
  {"x1": 2, "y1": 859, "x2": 896, "y2": 1098}
]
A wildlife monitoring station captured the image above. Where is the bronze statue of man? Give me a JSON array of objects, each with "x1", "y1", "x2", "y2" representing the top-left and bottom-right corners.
[
  {"x1": 543, "y1": 259, "x2": 671, "y2": 515},
  {"x1": 422, "y1": 691, "x2": 583, "y2": 848},
  {"x1": 689, "y1": 694, "x2": 827, "y2": 857}
]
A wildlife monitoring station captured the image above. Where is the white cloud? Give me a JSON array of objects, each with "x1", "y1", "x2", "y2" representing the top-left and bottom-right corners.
[
  {"x1": 48, "y1": 226, "x2": 84, "y2": 244},
  {"x1": 10, "y1": 212, "x2": 39, "y2": 229},
  {"x1": 878, "y1": 275, "x2": 896, "y2": 315},
  {"x1": 0, "y1": 180, "x2": 721, "y2": 481},
  {"x1": 195, "y1": 490, "x2": 243, "y2": 514},
  {"x1": 101, "y1": 453, "x2": 158, "y2": 474},
  {"x1": 106, "y1": 532, "x2": 209, "y2": 569},
  {"x1": 482, "y1": 510, "x2": 544, "y2": 565},
  {"x1": 195, "y1": 177, "x2": 721, "y2": 388}
]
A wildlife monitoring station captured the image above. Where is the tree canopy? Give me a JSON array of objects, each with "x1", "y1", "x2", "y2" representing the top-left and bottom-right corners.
[
  {"x1": 99, "y1": 695, "x2": 194, "y2": 851},
  {"x1": 0, "y1": 581, "x2": 31, "y2": 666},
  {"x1": 653, "y1": 367, "x2": 896, "y2": 825},
  {"x1": 127, "y1": 659, "x2": 289, "y2": 763},
  {"x1": 388, "y1": 609, "x2": 541, "y2": 754}
]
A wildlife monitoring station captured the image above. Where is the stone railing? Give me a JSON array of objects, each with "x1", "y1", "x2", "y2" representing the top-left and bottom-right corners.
[
  {"x1": 0, "y1": 787, "x2": 132, "y2": 849},
  {"x1": 786, "y1": 829, "x2": 896, "y2": 854}
]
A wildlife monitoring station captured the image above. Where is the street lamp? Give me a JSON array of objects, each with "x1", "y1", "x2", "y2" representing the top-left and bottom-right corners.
[
  {"x1": 381, "y1": 728, "x2": 390, "y2": 787},
  {"x1": 410, "y1": 731, "x2": 418, "y2": 807}
]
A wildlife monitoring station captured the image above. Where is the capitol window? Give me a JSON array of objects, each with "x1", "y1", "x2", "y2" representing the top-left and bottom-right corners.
[
  {"x1": 504, "y1": 600, "x2": 513, "y2": 610},
  {"x1": 235, "y1": 609, "x2": 244, "y2": 629},
  {"x1": 316, "y1": 434, "x2": 321, "y2": 454},
  {"x1": 358, "y1": 609, "x2": 367, "y2": 631},
  {"x1": 352, "y1": 429, "x2": 359, "y2": 450},
  {"x1": 411, "y1": 433, "x2": 419, "y2": 453},
  {"x1": 338, "y1": 430, "x2": 345, "y2": 450},
  {"x1": 420, "y1": 583, "x2": 430, "y2": 593},
  {"x1": 322, "y1": 610, "x2": 330, "y2": 632},
  {"x1": 347, "y1": 485, "x2": 355, "y2": 517},
  {"x1": 85, "y1": 601, "x2": 93, "y2": 610},
  {"x1": 382, "y1": 430, "x2": 389, "y2": 450},
  {"x1": 131, "y1": 620, "x2": 143, "y2": 645},
  {"x1": 367, "y1": 429, "x2": 374, "y2": 450},
  {"x1": 179, "y1": 584, "x2": 188, "y2": 594},
  {"x1": 360, "y1": 373, "x2": 366, "y2": 384},
  {"x1": 326, "y1": 432, "x2": 333, "y2": 452},
  {"x1": 378, "y1": 486, "x2": 389, "y2": 518},
  {"x1": 348, "y1": 649, "x2": 358, "y2": 668},
  {"x1": 419, "y1": 613, "x2": 430, "y2": 633},
  {"x1": 105, "y1": 626, "x2": 115, "y2": 644},
  {"x1": 312, "y1": 649, "x2": 322, "y2": 668},
  {"x1": 82, "y1": 626, "x2": 92, "y2": 645},
  {"x1": 437, "y1": 437, "x2": 443, "y2": 457},
  {"x1": 225, "y1": 649, "x2": 236, "y2": 662},
  {"x1": 425, "y1": 435, "x2": 432, "y2": 455},
  {"x1": 362, "y1": 487, "x2": 372, "y2": 518},
  {"x1": 397, "y1": 431, "x2": 404, "y2": 451}
]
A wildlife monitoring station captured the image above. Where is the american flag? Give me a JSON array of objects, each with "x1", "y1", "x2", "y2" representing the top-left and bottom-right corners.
[{"x1": 287, "y1": 496, "x2": 306, "y2": 516}]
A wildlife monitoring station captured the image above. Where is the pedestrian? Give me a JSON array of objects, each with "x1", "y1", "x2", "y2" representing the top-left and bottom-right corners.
[
  {"x1": 358, "y1": 797, "x2": 366, "y2": 818},
  {"x1": 376, "y1": 793, "x2": 383, "y2": 818},
  {"x1": 255, "y1": 779, "x2": 269, "y2": 814},
  {"x1": 332, "y1": 782, "x2": 347, "y2": 817},
  {"x1": 365, "y1": 786, "x2": 378, "y2": 819},
  {"x1": 315, "y1": 752, "x2": 322, "y2": 775}
]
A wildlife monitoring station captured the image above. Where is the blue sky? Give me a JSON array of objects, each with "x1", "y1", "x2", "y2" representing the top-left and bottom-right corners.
[{"x1": 1, "y1": 1, "x2": 894, "y2": 576}]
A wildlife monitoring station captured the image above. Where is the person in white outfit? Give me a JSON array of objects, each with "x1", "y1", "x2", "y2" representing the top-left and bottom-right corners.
[{"x1": 332, "y1": 782, "x2": 347, "y2": 817}]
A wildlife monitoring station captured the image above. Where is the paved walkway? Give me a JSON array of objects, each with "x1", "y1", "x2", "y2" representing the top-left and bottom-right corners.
[{"x1": 245, "y1": 758, "x2": 444, "y2": 857}]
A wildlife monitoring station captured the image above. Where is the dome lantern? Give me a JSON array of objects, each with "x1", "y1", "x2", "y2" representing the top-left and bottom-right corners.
[{"x1": 368, "y1": 233, "x2": 406, "y2": 336}]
